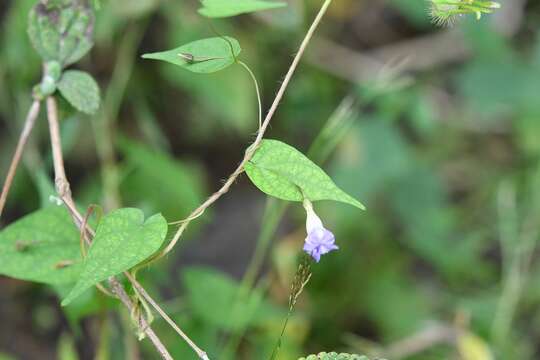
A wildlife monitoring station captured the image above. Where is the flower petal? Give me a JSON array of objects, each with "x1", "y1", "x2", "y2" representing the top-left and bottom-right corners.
[{"x1": 302, "y1": 200, "x2": 339, "y2": 262}]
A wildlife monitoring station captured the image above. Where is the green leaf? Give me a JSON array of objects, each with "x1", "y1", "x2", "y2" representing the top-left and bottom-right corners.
[
  {"x1": 27, "y1": 1, "x2": 94, "y2": 66},
  {"x1": 298, "y1": 353, "x2": 374, "y2": 360},
  {"x1": 0, "y1": 206, "x2": 82, "y2": 285},
  {"x1": 162, "y1": 58, "x2": 256, "y2": 134},
  {"x1": 118, "y1": 138, "x2": 206, "y2": 220},
  {"x1": 57, "y1": 70, "x2": 101, "y2": 115},
  {"x1": 142, "y1": 37, "x2": 241, "y2": 74},
  {"x1": 183, "y1": 267, "x2": 276, "y2": 331},
  {"x1": 62, "y1": 208, "x2": 167, "y2": 306},
  {"x1": 245, "y1": 140, "x2": 365, "y2": 209},
  {"x1": 198, "y1": 0, "x2": 287, "y2": 18}
]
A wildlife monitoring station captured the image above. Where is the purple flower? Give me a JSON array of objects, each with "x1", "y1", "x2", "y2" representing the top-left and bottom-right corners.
[{"x1": 302, "y1": 200, "x2": 338, "y2": 262}]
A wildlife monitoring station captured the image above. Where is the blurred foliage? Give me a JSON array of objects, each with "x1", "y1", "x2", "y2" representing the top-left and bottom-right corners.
[
  {"x1": 299, "y1": 353, "x2": 373, "y2": 360},
  {"x1": 0, "y1": 0, "x2": 539, "y2": 360}
]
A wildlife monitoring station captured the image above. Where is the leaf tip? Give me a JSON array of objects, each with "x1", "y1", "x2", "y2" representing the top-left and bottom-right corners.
[
  {"x1": 61, "y1": 284, "x2": 85, "y2": 307},
  {"x1": 342, "y1": 198, "x2": 366, "y2": 211},
  {"x1": 60, "y1": 297, "x2": 72, "y2": 307},
  {"x1": 141, "y1": 53, "x2": 163, "y2": 61},
  {"x1": 197, "y1": 8, "x2": 209, "y2": 17},
  {"x1": 271, "y1": 1, "x2": 288, "y2": 9}
]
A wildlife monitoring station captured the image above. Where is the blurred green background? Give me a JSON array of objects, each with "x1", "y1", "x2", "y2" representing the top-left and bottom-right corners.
[{"x1": 1, "y1": 0, "x2": 540, "y2": 359}]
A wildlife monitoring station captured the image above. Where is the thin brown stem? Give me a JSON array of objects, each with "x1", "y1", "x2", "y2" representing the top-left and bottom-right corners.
[
  {"x1": 46, "y1": 96, "x2": 173, "y2": 360},
  {"x1": 125, "y1": 272, "x2": 210, "y2": 360},
  {"x1": 0, "y1": 100, "x2": 41, "y2": 219},
  {"x1": 109, "y1": 278, "x2": 174, "y2": 360},
  {"x1": 160, "y1": 0, "x2": 334, "y2": 258},
  {"x1": 46, "y1": 97, "x2": 79, "y2": 217}
]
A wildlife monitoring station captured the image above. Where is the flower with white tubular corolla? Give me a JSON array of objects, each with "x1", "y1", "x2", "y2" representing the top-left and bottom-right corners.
[{"x1": 302, "y1": 199, "x2": 338, "y2": 262}]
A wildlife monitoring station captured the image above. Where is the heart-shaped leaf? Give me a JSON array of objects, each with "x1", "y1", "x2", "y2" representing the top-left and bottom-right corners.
[
  {"x1": 0, "y1": 206, "x2": 82, "y2": 285},
  {"x1": 245, "y1": 140, "x2": 365, "y2": 209},
  {"x1": 62, "y1": 208, "x2": 167, "y2": 306},
  {"x1": 198, "y1": 0, "x2": 287, "y2": 18},
  {"x1": 142, "y1": 37, "x2": 241, "y2": 74},
  {"x1": 57, "y1": 70, "x2": 101, "y2": 115}
]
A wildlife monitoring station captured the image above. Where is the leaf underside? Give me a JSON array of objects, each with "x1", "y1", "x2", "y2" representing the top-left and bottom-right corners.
[{"x1": 183, "y1": 267, "x2": 268, "y2": 331}]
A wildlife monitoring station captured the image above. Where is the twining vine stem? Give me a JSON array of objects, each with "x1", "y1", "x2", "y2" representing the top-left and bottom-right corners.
[
  {"x1": 125, "y1": 272, "x2": 210, "y2": 360},
  {"x1": 1, "y1": 1, "x2": 334, "y2": 358},
  {"x1": 0, "y1": 100, "x2": 41, "y2": 219},
  {"x1": 160, "y1": 0, "x2": 334, "y2": 258},
  {"x1": 45, "y1": 96, "x2": 174, "y2": 360},
  {"x1": 108, "y1": 277, "x2": 174, "y2": 360},
  {"x1": 48, "y1": 94, "x2": 205, "y2": 359}
]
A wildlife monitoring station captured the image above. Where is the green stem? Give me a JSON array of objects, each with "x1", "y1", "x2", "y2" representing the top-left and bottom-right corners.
[
  {"x1": 492, "y1": 180, "x2": 540, "y2": 351},
  {"x1": 270, "y1": 255, "x2": 312, "y2": 360},
  {"x1": 245, "y1": 199, "x2": 288, "y2": 289},
  {"x1": 95, "y1": 314, "x2": 111, "y2": 360},
  {"x1": 269, "y1": 307, "x2": 295, "y2": 360},
  {"x1": 220, "y1": 199, "x2": 287, "y2": 358},
  {"x1": 238, "y1": 60, "x2": 263, "y2": 129},
  {"x1": 207, "y1": 20, "x2": 238, "y2": 63}
]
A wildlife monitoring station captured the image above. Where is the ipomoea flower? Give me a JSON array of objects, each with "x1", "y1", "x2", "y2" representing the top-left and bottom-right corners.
[{"x1": 302, "y1": 199, "x2": 338, "y2": 262}]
